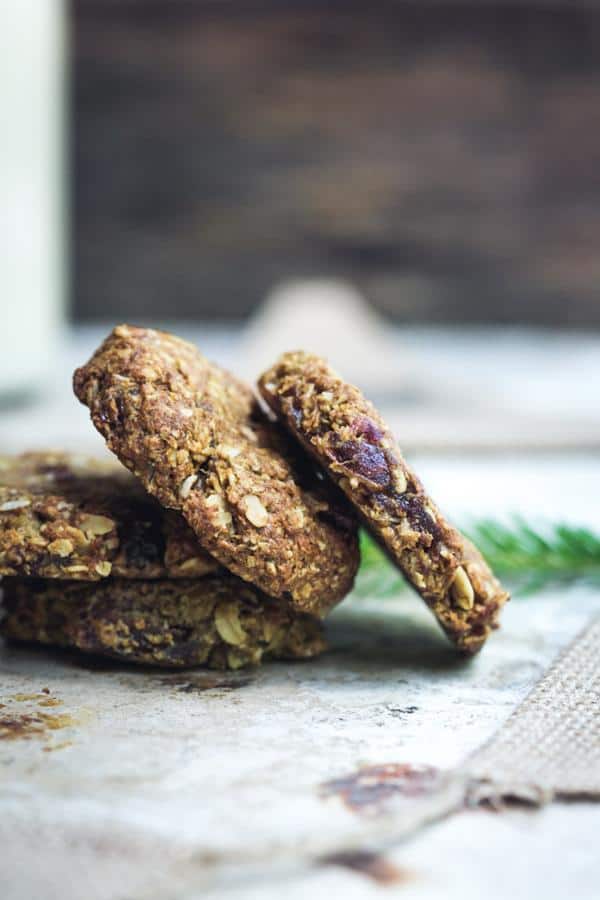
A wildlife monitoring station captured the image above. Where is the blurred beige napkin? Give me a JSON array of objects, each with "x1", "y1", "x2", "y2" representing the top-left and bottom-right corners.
[
  {"x1": 237, "y1": 279, "x2": 414, "y2": 397},
  {"x1": 238, "y1": 278, "x2": 600, "y2": 450}
]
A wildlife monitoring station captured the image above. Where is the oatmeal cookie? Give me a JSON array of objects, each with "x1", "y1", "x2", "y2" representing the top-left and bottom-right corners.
[
  {"x1": 73, "y1": 326, "x2": 359, "y2": 614},
  {"x1": 259, "y1": 351, "x2": 509, "y2": 652},
  {"x1": 0, "y1": 452, "x2": 217, "y2": 581},
  {"x1": 0, "y1": 575, "x2": 325, "y2": 669}
]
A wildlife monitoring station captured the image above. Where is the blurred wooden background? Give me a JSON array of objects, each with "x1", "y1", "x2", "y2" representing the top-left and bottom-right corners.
[{"x1": 73, "y1": 1, "x2": 600, "y2": 325}]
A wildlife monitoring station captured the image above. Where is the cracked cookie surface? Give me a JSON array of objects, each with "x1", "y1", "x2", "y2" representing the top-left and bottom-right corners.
[
  {"x1": 0, "y1": 452, "x2": 217, "y2": 581},
  {"x1": 259, "y1": 351, "x2": 509, "y2": 652},
  {"x1": 74, "y1": 326, "x2": 359, "y2": 614},
  {"x1": 0, "y1": 575, "x2": 326, "y2": 669}
]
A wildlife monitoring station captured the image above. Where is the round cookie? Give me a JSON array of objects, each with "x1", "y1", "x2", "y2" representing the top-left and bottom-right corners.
[
  {"x1": 1, "y1": 575, "x2": 326, "y2": 669},
  {"x1": 0, "y1": 451, "x2": 216, "y2": 581},
  {"x1": 73, "y1": 326, "x2": 359, "y2": 615},
  {"x1": 259, "y1": 351, "x2": 509, "y2": 653}
]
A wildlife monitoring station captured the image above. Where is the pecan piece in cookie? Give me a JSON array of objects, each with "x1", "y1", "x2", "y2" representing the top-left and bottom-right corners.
[{"x1": 259, "y1": 351, "x2": 509, "y2": 653}]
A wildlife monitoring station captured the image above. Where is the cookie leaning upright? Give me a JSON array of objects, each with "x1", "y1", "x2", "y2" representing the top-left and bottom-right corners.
[
  {"x1": 73, "y1": 326, "x2": 359, "y2": 615},
  {"x1": 259, "y1": 351, "x2": 510, "y2": 653}
]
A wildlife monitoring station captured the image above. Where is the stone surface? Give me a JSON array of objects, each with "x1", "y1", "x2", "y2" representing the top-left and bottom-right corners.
[
  {"x1": 1, "y1": 585, "x2": 599, "y2": 900},
  {"x1": 1, "y1": 327, "x2": 599, "y2": 898}
]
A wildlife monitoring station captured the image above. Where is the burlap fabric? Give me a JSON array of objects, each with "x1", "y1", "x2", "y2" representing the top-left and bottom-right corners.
[{"x1": 464, "y1": 615, "x2": 600, "y2": 804}]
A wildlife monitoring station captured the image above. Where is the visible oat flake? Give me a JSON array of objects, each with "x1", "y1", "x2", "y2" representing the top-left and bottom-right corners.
[
  {"x1": 80, "y1": 514, "x2": 115, "y2": 536},
  {"x1": 242, "y1": 495, "x2": 269, "y2": 528},
  {"x1": 215, "y1": 600, "x2": 247, "y2": 646},
  {"x1": 48, "y1": 539, "x2": 74, "y2": 558},
  {"x1": 179, "y1": 474, "x2": 198, "y2": 500},
  {"x1": 450, "y1": 566, "x2": 475, "y2": 611},
  {"x1": 205, "y1": 493, "x2": 233, "y2": 529},
  {"x1": 0, "y1": 499, "x2": 31, "y2": 512}
]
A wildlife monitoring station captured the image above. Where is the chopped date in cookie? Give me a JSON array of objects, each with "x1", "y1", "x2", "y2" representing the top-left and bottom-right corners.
[{"x1": 328, "y1": 437, "x2": 391, "y2": 490}]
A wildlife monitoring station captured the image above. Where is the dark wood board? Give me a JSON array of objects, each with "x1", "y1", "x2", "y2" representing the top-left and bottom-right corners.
[{"x1": 73, "y1": 2, "x2": 600, "y2": 325}]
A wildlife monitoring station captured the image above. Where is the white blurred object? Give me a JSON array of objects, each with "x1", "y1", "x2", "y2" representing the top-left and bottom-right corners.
[
  {"x1": 238, "y1": 279, "x2": 413, "y2": 396},
  {"x1": 0, "y1": 0, "x2": 66, "y2": 398}
]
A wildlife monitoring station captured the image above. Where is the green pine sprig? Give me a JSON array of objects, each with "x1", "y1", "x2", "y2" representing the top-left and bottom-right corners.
[
  {"x1": 468, "y1": 518, "x2": 600, "y2": 594},
  {"x1": 354, "y1": 519, "x2": 600, "y2": 599}
]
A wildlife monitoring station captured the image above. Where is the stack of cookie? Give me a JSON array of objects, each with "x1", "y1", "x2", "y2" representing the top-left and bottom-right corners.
[
  {"x1": 0, "y1": 325, "x2": 508, "y2": 669},
  {"x1": 0, "y1": 453, "x2": 330, "y2": 668}
]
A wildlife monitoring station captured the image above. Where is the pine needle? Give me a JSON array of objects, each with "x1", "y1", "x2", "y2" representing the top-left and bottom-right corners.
[
  {"x1": 353, "y1": 519, "x2": 600, "y2": 599},
  {"x1": 469, "y1": 518, "x2": 600, "y2": 594}
]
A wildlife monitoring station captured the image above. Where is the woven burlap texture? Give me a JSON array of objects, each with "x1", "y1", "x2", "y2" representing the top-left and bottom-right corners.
[{"x1": 464, "y1": 615, "x2": 600, "y2": 804}]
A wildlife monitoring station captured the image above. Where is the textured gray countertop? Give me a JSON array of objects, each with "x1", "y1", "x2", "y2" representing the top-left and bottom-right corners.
[
  {"x1": 1, "y1": 327, "x2": 599, "y2": 899},
  {"x1": 2, "y1": 452, "x2": 599, "y2": 900}
]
